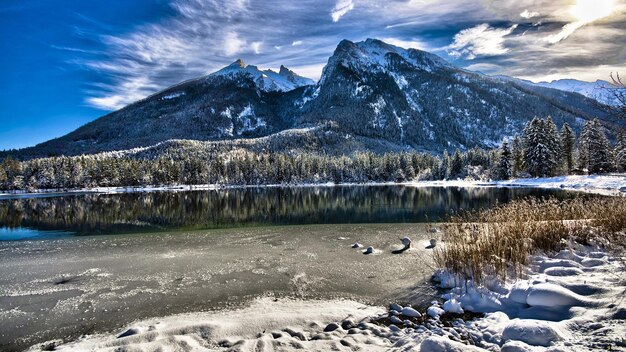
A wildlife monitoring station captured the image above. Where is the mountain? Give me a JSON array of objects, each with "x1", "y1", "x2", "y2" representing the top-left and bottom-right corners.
[
  {"x1": 212, "y1": 59, "x2": 315, "y2": 92},
  {"x1": 494, "y1": 76, "x2": 620, "y2": 107},
  {"x1": 4, "y1": 38, "x2": 617, "y2": 160},
  {"x1": 535, "y1": 79, "x2": 619, "y2": 107},
  {"x1": 296, "y1": 39, "x2": 614, "y2": 150}
]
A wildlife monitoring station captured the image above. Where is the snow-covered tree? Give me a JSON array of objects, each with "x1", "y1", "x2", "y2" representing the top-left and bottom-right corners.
[
  {"x1": 615, "y1": 131, "x2": 626, "y2": 172},
  {"x1": 449, "y1": 149, "x2": 463, "y2": 179},
  {"x1": 560, "y1": 123, "x2": 575, "y2": 174},
  {"x1": 522, "y1": 117, "x2": 561, "y2": 177},
  {"x1": 511, "y1": 134, "x2": 524, "y2": 178},
  {"x1": 579, "y1": 119, "x2": 614, "y2": 174},
  {"x1": 494, "y1": 139, "x2": 512, "y2": 180}
]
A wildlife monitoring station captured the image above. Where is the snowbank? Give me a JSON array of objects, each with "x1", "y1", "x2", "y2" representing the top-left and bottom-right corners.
[
  {"x1": 494, "y1": 175, "x2": 626, "y2": 196},
  {"x1": 429, "y1": 243, "x2": 626, "y2": 350},
  {"x1": 410, "y1": 174, "x2": 626, "y2": 196}
]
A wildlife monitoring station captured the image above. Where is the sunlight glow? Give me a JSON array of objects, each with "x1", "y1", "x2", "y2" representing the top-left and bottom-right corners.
[{"x1": 570, "y1": 0, "x2": 615, "y2": 23}]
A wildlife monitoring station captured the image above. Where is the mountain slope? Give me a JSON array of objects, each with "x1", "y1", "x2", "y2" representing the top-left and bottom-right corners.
[
  {"x1": 295, "y1": 39, "x2": 613, "y2": 152},
  {"x1": 4, "y1": 39, "x2": 616, "y2": 159},
  {"x1": 494, "y1": 76, "x2": 620, "y2": 107},
  {"x1": 11, "y1": 62, "x2": 311, "y2": 158}
]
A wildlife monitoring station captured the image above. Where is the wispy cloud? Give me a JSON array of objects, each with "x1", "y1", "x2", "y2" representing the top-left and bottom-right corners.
[
  {"x1": 74, "y1": 0, "x2": 626, "y2": 110},
  {"x1": 545, "y1": 0, "x2": 617, "y2": 43},
  {"x1": 331, "y1": 0, "x2": 354, "y2": 22},
  {"x1": 448, "y1": 24, "x2": 518, "y2": 59},
  {"x1": 520, "y1": 9, "x2": 539, "y2": 19}
]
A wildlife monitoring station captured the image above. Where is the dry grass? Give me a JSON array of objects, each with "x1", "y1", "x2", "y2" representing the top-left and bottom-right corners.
[{"x1": 433, "y1": 196, "x2": 626, "y2": 284}]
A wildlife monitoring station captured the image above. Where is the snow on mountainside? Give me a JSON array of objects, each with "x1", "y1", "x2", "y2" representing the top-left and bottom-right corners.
[
  {"x1": 3, "y1": 38, "x2": 617, "y2": 160},
  {"x1": 213, "y1": 59, "x2": 315, "y2": 92},
  {"x1": 493, "y1": 76, "x2": 620, "y2": 107},
  {"x1": 300, "y1": 38, "x2": 613, "y2": 152},
  {"x1": 536, "y1": 79, "x2": 619, "y2": 106}
]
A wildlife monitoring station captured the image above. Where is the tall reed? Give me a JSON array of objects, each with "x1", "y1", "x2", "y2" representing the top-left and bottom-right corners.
[{"x1": 434, "y1": 196, "x2": 626, "y2": 284}]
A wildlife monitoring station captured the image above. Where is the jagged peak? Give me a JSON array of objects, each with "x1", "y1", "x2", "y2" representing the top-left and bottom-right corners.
[{"x1": 229, "y1": 58, "x2": 247, "y2": 68}]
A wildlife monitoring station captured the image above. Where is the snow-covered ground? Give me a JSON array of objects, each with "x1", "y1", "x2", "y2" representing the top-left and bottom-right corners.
[
  {"x1": 493, "y1": 175, "x2": 626, "y2": 197},
  {"x1": 33, "y1": 243, "x2": 625, "y2": 351},
  {"x1": 410, "y1": 174, "x2": 626, "y2": 197}
]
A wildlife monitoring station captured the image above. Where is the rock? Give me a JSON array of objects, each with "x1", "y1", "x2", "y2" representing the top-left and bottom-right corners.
[
  {"x1": 443, "y1": 299, "x2": 464, "y2": 314},
  {"x1": 501, "y1": 319, "x2": 563, "y2": 347},
  {"x1": 282, "y1": 328, "x2": 306, "y2": 341},
  {"x1": 341, "y1": 319, "x2": 355, "y2": 330},
  {"x1": 271, "y1": 331, "x2": 282, "y2": 339},
  {"x1": 389, "y1": 324, "x2": 401, "y2": 332},
  {"x1": 390, "y1": 316, "x2": 403, "y2": 324},
  {"x1": 351, "y1": 243, "x2": 363, "y2": 248},
  {"x1": 389, "y1": 309, "x2": 400, "y2": 316},
  {"x1": 401, "y1": 307, "x2": 422, "y2": 318},
  {"x1": 401, "y1": 237, "x2": 412, "y2": 247},
  {"x1": 427, "y1": 306, "x2": 445, "y2": 318},
  {"x1": 324, "y1": 322, "x2": 341, "y2": 332},
  {"x1": 117, "y1": 328, "x2": 140, "y2": 338},
  {"x1": 421, "y1": 336, "x2": 484, "y2": 351},
  {"x1": 390, "y1": 303, "x2": 403, "y2": 312},
  {"x1": 429, "y1": 239, "x2": 437, "y2": 247},
  {"x1": 363, "y1": 246, "x2": 374, "y2": 254}
]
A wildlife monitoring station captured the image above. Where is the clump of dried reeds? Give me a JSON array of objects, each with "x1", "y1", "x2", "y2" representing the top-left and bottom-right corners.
[{"x1": 434, "y1": 196, "x2": 626, "y2": 285}]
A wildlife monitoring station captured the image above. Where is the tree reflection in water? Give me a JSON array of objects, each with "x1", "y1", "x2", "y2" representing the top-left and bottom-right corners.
[{"x1": 0, "y1": 186, "x2": 577, "y2": 236}]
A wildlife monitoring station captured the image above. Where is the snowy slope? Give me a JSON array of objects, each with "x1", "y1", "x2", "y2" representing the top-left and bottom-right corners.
[
  {"x1": 494, "y1": 75, "x2": 620, "y2": 107},
  {"x1": 212, "y1": 59, "x2": 315, "y2": 92},
  {"x1": 536, "y1": 79, "x2": 619, "y2": 106}
]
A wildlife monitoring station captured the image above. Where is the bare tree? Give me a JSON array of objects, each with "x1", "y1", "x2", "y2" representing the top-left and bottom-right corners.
[{"x1": 607, "y1": 72, "x2": 626, "y2": 122}]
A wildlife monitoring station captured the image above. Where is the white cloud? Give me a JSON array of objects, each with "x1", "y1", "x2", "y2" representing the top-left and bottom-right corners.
[
  {"x1": 224, "y1": 31, "x2": 245, "y2": 56},
  {"x1": 520, "y1": 9, "x2": 539, "y2": 19},
  {"x1": 251, "y1": 41, "x2": 262, "y2": 54},
  {"x1": 448, "y1": 23, "x2": 518, "y2": 59},
  {"x1": 381, "y1": 37, "x2": 426, "y2": 50},
  {"x1": 545, "y1": 0, "x2": 616, "y2": 43},
  {"x1": 331, "y1": 0, "x2": 354, "y2": 22},
  {"x1": 292, "y1": 40, "x2": 303, "y2": 46}
]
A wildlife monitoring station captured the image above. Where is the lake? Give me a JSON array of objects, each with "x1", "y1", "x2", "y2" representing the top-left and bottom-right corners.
[
  {"x1": 0, "y1": 185, "x2": 578, "y2": 240},
  {"x1": 0, "y1": 185, "x2": 581, "y2": 351}
]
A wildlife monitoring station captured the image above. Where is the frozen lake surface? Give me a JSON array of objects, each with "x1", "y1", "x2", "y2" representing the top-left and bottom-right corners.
[
  {"x1": 1, "y1": 224, "x2": 436, "y2": 351},
  {"x1": 0, "y1": 186, "x2": 582, "y2": 350}
]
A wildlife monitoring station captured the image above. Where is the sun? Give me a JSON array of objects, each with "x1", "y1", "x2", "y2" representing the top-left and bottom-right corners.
[{"x1": 570, "y1": 0, "x2": 615, "y2": 23}]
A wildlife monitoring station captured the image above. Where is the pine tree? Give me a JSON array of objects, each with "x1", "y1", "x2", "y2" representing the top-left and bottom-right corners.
[
  {"x1": 580, "y1": 119, "x2": 613, "y2": 174},
  {"x1": 511, "y1": 134, "x2": 524, "y2": 178},
  {"x1": 495, "y1": 140, "x2": 512, "y2": 180},
  {"x1": 560, "y1": 123, "x2": 575, "y2": 174},
  {"x1": 522, "y1": 117, "x2": 561, "y2": 177},
  {"x1": 449, "y1": 149, "x2": 463, "y2": 179},
  {"x1": 615, "y1": 131, "x2": 626, "y2": 172}
]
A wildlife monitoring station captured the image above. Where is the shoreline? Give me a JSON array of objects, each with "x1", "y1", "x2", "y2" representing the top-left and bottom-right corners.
[{"x1": 1, "y1": 174, "x2": 625, "y2": 198}]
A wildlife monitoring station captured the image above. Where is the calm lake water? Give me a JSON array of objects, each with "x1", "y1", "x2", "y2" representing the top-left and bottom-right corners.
[{"x1": 0, "y1": 185, "x2": 578, "y2": 240}]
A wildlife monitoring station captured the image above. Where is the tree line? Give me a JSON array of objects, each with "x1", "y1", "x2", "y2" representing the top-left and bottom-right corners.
[{"x1": 0, "y1": 118, "x2": 624, "y2": 191}]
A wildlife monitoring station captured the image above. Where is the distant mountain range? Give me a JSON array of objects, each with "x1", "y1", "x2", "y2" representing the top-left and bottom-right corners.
[
  {"x1": 493, "y1": 76, "x2": 620, "y2": 107},
  {"x1": 5, "y1": 38, "x2": 619, "y2": 159}
]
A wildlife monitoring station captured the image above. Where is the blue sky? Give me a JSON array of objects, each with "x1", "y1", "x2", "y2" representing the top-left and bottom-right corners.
[{"x1": 1, "y1": 0, "x2": 625, "y2": 150}]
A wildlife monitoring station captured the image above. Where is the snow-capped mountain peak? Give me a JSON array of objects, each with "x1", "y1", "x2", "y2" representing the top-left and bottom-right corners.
[
  {"x1": 320, "y1": 38, "x2": 449, "y2": 85},
  {"x1": 211, "y1": 60, "x2": 314, "y2": 92}
]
